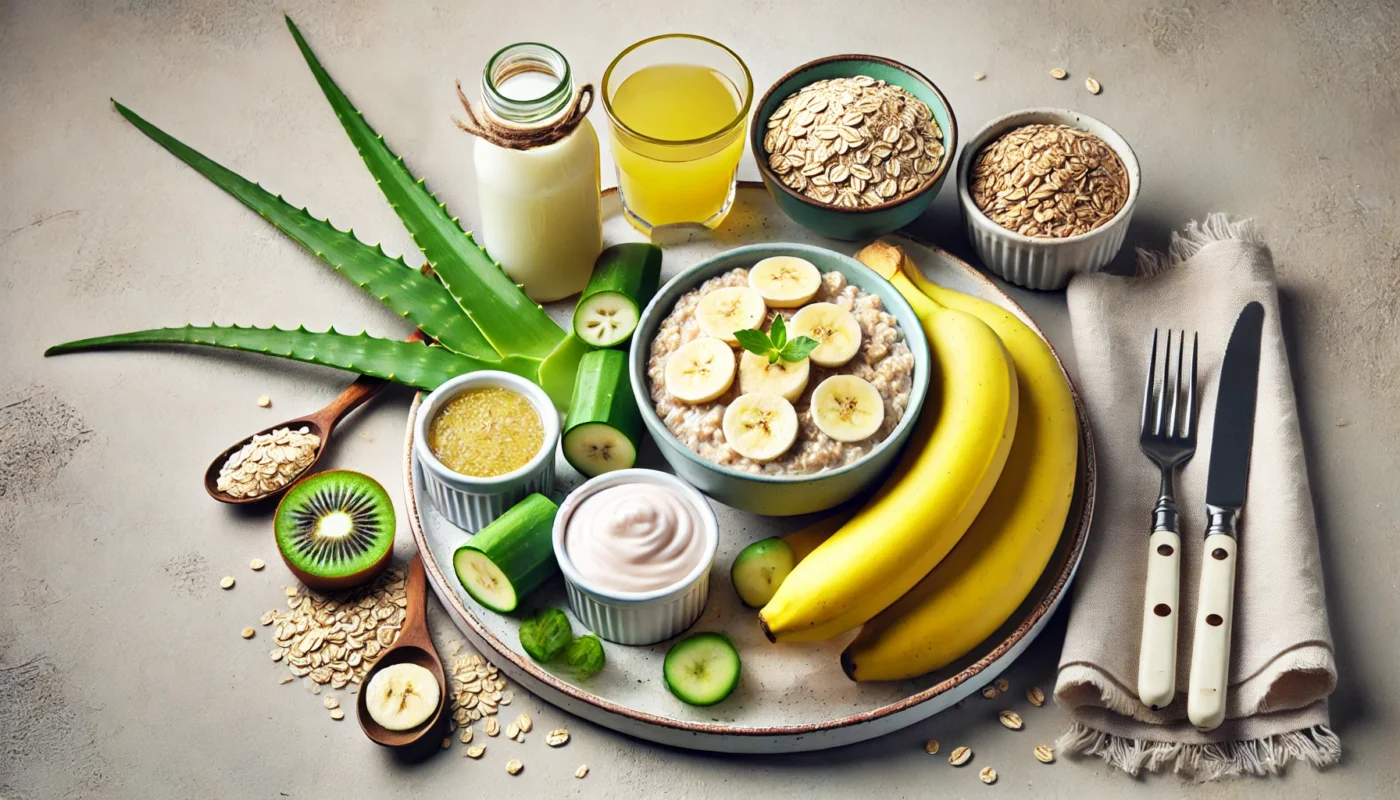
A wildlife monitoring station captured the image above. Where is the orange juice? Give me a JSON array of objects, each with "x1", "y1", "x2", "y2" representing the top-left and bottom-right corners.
[{"x1": 604, "y1": 39, "x2": 751, "y2": 232}]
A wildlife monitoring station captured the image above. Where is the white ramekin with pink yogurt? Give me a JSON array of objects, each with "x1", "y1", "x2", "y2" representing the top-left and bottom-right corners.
[{"x1": 553, "y1": 469, "x2": 719, "y2": 645}]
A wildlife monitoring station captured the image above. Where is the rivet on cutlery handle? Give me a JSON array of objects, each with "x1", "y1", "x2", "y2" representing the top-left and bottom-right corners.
[
  {"x1": 1188, "y1": 532, "x2": 1237, "y2": 730},
  {"x1": 1137, "y1": 527, "x2": 1180, "y2": 710}
]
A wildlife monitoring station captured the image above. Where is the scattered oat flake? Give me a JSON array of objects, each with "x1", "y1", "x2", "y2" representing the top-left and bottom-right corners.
[
  {"x1": 515, "y1": 713, "x2": 532, "y2": 733},
  {"x1": 250, "y1": 558, "x2": 265, "y2": 571},
  {"x1": 501, "y1": 691, "x2": 513, "y2": 705},
  {"x1": 323, "y1": 696, "x2": 339, "y2": 710},
  {"x1": 241, "y1": 627, "x2": 256, "y2": 639},
  {"x1": 257, "y1": 395, "x2": 272, "y2": 408},
  {"x1": 973, "y1": 72, "x2": 986, "y2": 81},
  {"x1": 979, "y1": 766, "x2": 998, "y2": 784},
  {"x1": 329, "y1": 709, "x2": 344, "y2": 721},
  {"x1": 506, "y1": 759, "x2": 523, "y2": 775},
  {"x1": 1026, "y1": 686, "x2": 1045, "y2": 707},
  {"x1": 999, "y1": 710, "x2": 1024, "y2": 730},
  {"x1": 1086, "y1": 77, "x2": 1101, "y2": 94},
  {"x1": 279, "y1": 675, "x2": 295, "y2": 685},
  {"x1": 924, "y1": 738, "x2": 940, "y2": 755},
  {"x1": 546, "y1": 729, "x2": 569, "y2": 747},
  {"x1": 441, "y1": 737, "x2": 452, "y2": 750},
  {"x1": 995, "y1": 678, "x2": 1009, "y2": 693},
  {"x1": 466, "y1": 745, "x2": 485, "y2": 759},
  {"x1": 575, "y1": 765, "x2": 589, "y2": 779},
  {"x1": 949, "y1": 746, "x2": 972, "y2": 766},
  {"x1": 981, "y1": 685, "x2": 1000, "y2": 700},
  {"x1": 1035, "y1": 745, "x2": 1055, "y2": 763},
  {"x1": 220, "y1": 576, "x2": 236, "y2": 590},
  {"x1": 460, "y1": 727, "x2": 473, "y2": 743},
  {"x1": 1050, "y1": 68, "x2": 1067, "y2": 80},
  {"x1": 484, "y1": 717, "x2": 500, "y2": 737},
  {"x1": 506, "y1": 723, "x2": 519, "y2": 739}
]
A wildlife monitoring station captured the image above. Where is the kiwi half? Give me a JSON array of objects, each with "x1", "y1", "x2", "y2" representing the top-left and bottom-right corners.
[{"x1": 274, "y1": 470, "x2": 395, "y2": 591}]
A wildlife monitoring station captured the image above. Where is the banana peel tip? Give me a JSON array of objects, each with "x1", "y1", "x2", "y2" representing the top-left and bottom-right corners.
[{"x1": 758, "y1": 613, "x2": 777, "y2": 644}]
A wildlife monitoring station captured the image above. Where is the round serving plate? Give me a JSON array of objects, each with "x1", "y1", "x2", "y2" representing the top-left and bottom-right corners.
[{"x1": 403, "y1": 183, "x2": 1096, "y2": 753}]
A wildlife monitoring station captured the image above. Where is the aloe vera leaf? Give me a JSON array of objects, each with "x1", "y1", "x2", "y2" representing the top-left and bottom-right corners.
[
  {"x1": 111, "y1": 101, "x2": 496, "y2": 362},
  {"x1": 286, "y1": 16, "x2": 565, "y2": 360},
  {"x1": 537, "y1": 332, "x2": 593, "y2": 412},
  {"x1": 45, "y1": 324, "x2": 539, "y2": 391}
]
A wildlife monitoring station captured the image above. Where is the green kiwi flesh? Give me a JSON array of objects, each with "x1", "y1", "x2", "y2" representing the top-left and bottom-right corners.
[{"x1": 274, "y1": 470, "x2": 395, "y2": 591}]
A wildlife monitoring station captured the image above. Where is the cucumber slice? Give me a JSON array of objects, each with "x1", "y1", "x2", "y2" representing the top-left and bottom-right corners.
[
  {"x1": 572, "y1": 243, "x2": 662, "y2": 347},
  {"x1": 453, "y1": 493, "x2": 559, "y2": 613},
  {"x1": 663, "y1": 632, "x2": 741, "y2": 707},
  {"x1": 562, "y1": 349, "x2": 643, "y2": 477},
  {"x1": 730, "y1": 537, "x2": 797, "y2": 608}
]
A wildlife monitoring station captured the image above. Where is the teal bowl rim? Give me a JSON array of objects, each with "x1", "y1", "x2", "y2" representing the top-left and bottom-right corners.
[
  {"x1": 749, "y1": 54, "x2": 959, "y2": 216},
  {"x1": 627, "y1": 242, "x2": 931, "y2": 486}
]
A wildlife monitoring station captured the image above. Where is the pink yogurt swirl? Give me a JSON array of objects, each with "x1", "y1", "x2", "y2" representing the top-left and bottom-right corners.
[{"x1": 564, "y1": 482, "x2": 708, "y2": 593}]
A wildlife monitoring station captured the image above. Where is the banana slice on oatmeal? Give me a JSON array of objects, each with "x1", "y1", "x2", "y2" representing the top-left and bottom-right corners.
[
  {"x1": 722, "y1": 392, "x2": 799, "y2": 462},
  {"x1": 664, "y1": 337, "x2": 737, "y2": 404},
  {"x1": 748, "y1": 256, "x2": 822, "y2": 308},
  {"x1": 696, "y1": 287, "x2": 767, "y2": 346},
  {"x1": 790, "y1": 302, "x2": 862, "y2": 368}
]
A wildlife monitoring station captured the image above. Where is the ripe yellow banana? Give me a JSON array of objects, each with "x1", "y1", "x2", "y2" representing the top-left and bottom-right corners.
[
  {"x1": 758, "y1": 254, "x2": 1018, "y2": 643},
  {"x1": 841, "y1": 241, "x2": 1078, "y2": 682}
]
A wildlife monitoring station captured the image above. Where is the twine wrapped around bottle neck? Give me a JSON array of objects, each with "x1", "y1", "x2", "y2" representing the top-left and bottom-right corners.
[{"x1": 453, "y1": 79, "x2": 594, "y2": 151}]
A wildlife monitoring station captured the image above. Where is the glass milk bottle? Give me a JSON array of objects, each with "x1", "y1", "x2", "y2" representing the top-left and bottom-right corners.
[{"x1": 473, "y1": 43, "x2": 601, "y2": 302}]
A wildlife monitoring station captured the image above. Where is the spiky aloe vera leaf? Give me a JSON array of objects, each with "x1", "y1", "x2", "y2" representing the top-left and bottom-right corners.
[
  {"x1": 287, "y1": 16, "x2": 565, "y2": 361},
  {"x1": 44, "y1": 325, "x2": 538, "y2": 391},
  {"x1": 111, "y1": 101, "x2": 497, "y2": 362}
]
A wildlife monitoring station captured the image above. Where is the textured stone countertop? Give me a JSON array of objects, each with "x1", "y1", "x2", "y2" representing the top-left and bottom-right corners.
[{"x1": 2, "y1": 1, "x2": 1397, "y2": 797}]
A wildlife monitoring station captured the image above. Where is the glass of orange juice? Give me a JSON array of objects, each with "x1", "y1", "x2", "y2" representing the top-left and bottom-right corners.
[{"x1": 602, "y1": 35, "x2": 753, "y2": 234}]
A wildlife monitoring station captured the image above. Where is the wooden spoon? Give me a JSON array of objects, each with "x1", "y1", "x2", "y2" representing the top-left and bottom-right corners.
[
  {"x1": 203, "y1": 330, "x2": 426, "y2": 504},
  {"x1": 356, "y1": 552, "x2": 449, "y2": 750},
  {"x1": 203, "y1": 374, "x2": 389, "y2": 505}
]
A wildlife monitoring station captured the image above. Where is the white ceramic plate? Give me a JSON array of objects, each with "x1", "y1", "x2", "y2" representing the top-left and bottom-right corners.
[{"x1": 403, "y1": 184, "x2": 1096, "y2": 753}]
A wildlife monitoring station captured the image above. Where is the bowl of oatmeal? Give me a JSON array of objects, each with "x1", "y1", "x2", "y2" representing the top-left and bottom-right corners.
[{"x1": 628, "y1": 243, "x2": 929, "y2": 516}]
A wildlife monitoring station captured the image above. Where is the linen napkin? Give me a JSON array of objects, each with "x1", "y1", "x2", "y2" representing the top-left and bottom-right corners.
[{"x1": 1054, "y1": 215, "x2": 1339, "y2": 779}]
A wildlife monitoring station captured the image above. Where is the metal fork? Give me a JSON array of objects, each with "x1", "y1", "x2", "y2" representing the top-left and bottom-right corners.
[{"x1": 1136, "y1": 329, "x2": 1199, "y2": 711}]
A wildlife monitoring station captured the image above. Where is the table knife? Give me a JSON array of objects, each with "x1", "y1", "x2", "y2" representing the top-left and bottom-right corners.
[{"x1": 1187, "y1": 301, "x2": 1265, "y2": 731}]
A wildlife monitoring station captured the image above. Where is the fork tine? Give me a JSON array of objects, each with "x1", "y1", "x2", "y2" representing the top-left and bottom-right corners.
[
  {"x1": 1154, "y1": 330, "x2": 1171, "y2": 435},
  {"x1": 1141, "y1": 329, "x2": 1158, "y2": 435},
  {"x1": 1185, "y1": 332, "x2": 1199, "y2": 439},
  {"x1": 1169, "y1": 329, "x2": 1184, "y2": 437}
]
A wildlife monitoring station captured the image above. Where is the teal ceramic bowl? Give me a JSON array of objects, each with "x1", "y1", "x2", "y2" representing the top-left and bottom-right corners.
[
  {"x1": 628, "y1": 243, "x2": 930, "y2": 516},
  {"x1": 749, "y1": 55, "x2": 957, "y2": 241}
]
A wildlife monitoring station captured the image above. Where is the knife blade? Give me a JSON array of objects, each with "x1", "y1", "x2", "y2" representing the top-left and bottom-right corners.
[
  {"x1": 1204, "y1": 300, "x2": 1266, "y2": 523},
  {"x1": 1188, "y1": 300, "x2": 1265, "y2": 731}
]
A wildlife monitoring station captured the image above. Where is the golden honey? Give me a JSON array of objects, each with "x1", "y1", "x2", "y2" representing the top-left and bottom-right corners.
[{"x1": 428, "y1": 387, "x2": 543, "y2": 477}]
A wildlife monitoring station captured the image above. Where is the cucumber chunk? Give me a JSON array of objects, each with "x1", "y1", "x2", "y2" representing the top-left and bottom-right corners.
[
  {"x1": 730, "y1": 537, "x2": 797, "y2": 608},
  {"x1": 574, "y1": 293, "x2": 641, "y2": 349},
  {"x1": 562, "y1": 349, "x2": 643, "y2": 477},
  {"x1": 663, "y1": 632, "x2": 741, "y2": 707},
  {"x1": 453, "y1": 493, "x2": 559, "y2": 613},
  {"x1": 572, "y1": 243, "x2": 662, "y2": 347}
]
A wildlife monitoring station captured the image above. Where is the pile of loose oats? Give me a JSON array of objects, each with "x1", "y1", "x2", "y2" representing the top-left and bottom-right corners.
[
  {"x1": 762, "y1": 76, "x2": 945, "y2": 208},
  {"x1": 218, "y1": 426, "x2": 321, "y2": 498},
  {"x1": 260, "y1": 566, "x2": 407, "y2": 689},
  {"x1": 449, "y1": 651, "x2": 509, "y2": 726},
  {"x1": 969, "y1": 123, "x2": 1129, "y2": 238}
]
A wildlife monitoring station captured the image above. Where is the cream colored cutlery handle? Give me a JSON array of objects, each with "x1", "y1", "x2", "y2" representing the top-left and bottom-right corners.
[
  {"x1": 1187, "y1": 533, "x2": 1238, "y2": 731},
  {"x1": 1137, "y1": 528, "x2": 1180, "y2": 710}
]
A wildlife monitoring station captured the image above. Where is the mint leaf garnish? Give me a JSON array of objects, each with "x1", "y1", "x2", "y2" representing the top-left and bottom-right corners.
[{"x1": 780, "y1": 335, "x2": 821, "y2": 362}]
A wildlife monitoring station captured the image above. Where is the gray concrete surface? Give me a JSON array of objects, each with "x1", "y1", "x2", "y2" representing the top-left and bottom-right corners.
[{"x1": 3, "y1": 0, "x2": 1397, "y2": 797}]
